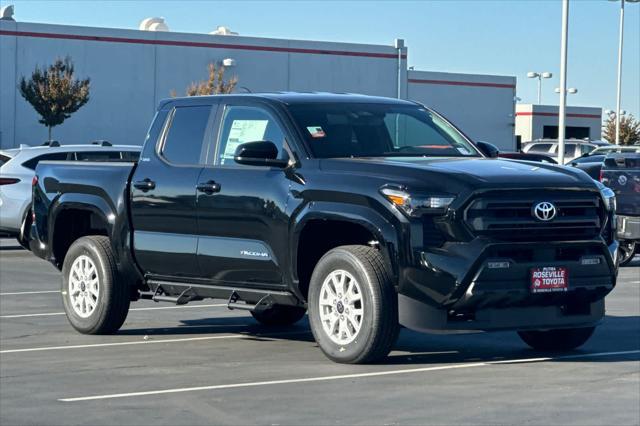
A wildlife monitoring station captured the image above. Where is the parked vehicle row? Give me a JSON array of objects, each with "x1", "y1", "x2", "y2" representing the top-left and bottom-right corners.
[
  {"x1": 522, "y1": 139, "x2": 600, "y2": 162},
  {"x1": 0, "y1": 143, "x2": 140, "y2": 246},
  {"x1": 28, "y1": 93, "x2": 618, "y2": 364}
]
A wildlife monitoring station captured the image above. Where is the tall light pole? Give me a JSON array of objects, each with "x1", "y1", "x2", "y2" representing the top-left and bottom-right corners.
[
  {"x1": 609, "y1": 0, "x2": 640, "y2": 145},
  {"x1": 527, "y1": 71, "x2": 553, "y2": 104},
  {"x1": 558, "y1": 0, "x2": 570, "y2": 164}
]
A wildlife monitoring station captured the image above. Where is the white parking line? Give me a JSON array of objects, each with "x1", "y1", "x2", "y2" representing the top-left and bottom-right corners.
[
  {"x1": 0, "y1": 303, "x2": 227, "y2": 319},
  {"x1": 0, "y1": 330, "x2": 310, "y2": 354},
  {"x1": 0, "y1": 290, "x2": 61, "y2": 296},
  {"x1": 58, "y1": 349, "x2": 640, "y2": 402}
]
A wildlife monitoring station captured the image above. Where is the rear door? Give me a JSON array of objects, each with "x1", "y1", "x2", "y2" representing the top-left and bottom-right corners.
[
  {"x1": 195, "y1": 100, "x2": 292, "y2": 287},
  {"x1": 130, "y1": 103, "x2": 217, "y2": 278}
]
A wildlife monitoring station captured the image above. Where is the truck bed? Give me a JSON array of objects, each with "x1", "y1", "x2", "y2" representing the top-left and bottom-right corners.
[{"x1": 31, "y1": 161, "x2": 137, "y2": 265}]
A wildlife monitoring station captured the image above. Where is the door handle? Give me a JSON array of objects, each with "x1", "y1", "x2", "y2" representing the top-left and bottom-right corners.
[
  {"x1": 196, "y1": 180, "x2": 221, "y2": 194},
  {"x1": 133, "y1": 178, "x2": 156, "y2": 191}
]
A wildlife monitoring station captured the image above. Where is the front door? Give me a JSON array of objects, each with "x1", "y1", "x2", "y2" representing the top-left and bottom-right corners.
[
  {"x1": 196, "y1": 101, "x2": 292, "y2": 287},
  {"x1": 131, "y1": 103, "x2": 215, "y2": 278}
]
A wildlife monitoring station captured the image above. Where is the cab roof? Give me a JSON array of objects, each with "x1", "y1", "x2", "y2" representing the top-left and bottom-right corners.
[{"x1": 161, "y1": 92, "x2": 420, "y2": 109}]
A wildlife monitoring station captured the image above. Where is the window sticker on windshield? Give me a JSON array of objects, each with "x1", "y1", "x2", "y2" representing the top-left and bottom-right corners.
[
  {"x1": 457, "y1": 147, "x2": 471, "y2": 155},
  {"x1": 306, "y1": 126, "x2": 326, "y2": 138},
  {"x1": 222, "y1": 119, "x2": 269, "y2": 159}
]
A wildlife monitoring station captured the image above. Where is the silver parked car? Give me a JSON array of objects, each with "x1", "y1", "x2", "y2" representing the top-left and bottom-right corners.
[
  {"x1": 522, "y1": 139, "x2": 600, "y2": 163},
  {"x1": 0, "y1": 142, "x2": 140, "y2": 246}
]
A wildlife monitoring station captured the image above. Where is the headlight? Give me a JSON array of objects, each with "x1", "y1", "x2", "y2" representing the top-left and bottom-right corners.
[
  {"x1": 595, "y1": 180, "x2": 616, "y2": 211},
  {"x1": 380, "y1": 186, "x2": 455, "y2": 217}
]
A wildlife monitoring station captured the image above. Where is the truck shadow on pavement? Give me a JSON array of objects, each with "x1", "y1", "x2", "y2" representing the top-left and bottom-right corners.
[{"x1": 116, "y1": 314, "x2": 639, "y2": 365}]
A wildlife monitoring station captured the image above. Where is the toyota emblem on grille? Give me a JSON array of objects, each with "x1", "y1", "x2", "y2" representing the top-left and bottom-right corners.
[{"x1": 533, "y1": 201, "x2": 557, "y2": 221}]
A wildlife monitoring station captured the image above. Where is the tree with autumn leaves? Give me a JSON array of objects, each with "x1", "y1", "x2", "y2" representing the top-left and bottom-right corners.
[
  {"x1": 603, "y1": 113, "x2": 640, "y2": 146},
  {"x1": 172, "y1": 62, "x2": 238, "y2": 97},
  {"x1": 19, "y1": 56, "x2": 91, "y2": 141}
]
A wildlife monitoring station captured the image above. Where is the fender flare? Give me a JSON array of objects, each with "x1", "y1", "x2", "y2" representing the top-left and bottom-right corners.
[{"x1": 289, "y1": 200, "x2": 403, "y2": 292}]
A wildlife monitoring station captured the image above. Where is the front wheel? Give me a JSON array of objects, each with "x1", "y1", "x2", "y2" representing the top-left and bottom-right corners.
[
  {"x1": 61, "y1": 235, "x2": 130, "y2": 334},
  {"x1": 517, "y1": 326, "x2": 595, "y2": 351},
  {"x1": 618, "y1": 241, "x2": 637, "y2": 266},
  {"x1": 307, "y1": 245, "x2": 399, "y2": 364}
]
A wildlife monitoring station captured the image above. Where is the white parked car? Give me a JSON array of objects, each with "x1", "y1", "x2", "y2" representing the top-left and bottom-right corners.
[
  {"x1": 0, "y1": 142, "x2": 140, "y2": 246},
  {"x1": 522, "y1": 139, "x2": 599, "y2": 163}
]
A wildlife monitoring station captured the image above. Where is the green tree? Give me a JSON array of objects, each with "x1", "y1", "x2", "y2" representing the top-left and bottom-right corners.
[
  {"x1": 603, "y1": 113, "x2": 640, "y2": 146},
  {"x1": 18, "y1": 56, "x2": 90, "y2": 141},
  {"x1": 172, "y1": 62, "x2": 238, "y2": 97}
]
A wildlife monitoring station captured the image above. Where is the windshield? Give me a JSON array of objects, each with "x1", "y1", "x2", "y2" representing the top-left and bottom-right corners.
[{"x1": 288, "y1": 103, "x2": 480, "y2": 158}]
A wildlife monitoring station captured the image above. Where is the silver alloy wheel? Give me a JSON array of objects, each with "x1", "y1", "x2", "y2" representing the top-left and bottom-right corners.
[
  {"x1": 318, "y1": 269, "x2": 364, "y2": 345},
  {"x1": 68, "y1": 255, "x2": 100, "y2": 318}
]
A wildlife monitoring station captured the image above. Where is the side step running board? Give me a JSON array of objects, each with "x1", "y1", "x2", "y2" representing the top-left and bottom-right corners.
[
  {"x1": 139, "y1": 285, "x2": 202, "y2": 305},
  {"x1": 144, "y1": 279, "x2": 302, "y2": 310},
  {"x1": 227, "y1": 291, "x2": 274, "y2": 313}
]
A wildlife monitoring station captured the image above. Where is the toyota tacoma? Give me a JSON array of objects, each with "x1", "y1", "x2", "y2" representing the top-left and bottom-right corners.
[{"x1": 30, "y1": 93, "x2": 619, "y2": 363}]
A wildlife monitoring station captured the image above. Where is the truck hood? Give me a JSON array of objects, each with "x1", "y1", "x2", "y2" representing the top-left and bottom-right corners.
[{"x1": 319, "y1": 157, "x2": 596, "y2": 190}]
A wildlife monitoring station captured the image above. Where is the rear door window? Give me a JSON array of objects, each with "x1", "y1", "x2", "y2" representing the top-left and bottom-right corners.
[
  {"x1": 581, "y1": 144, "x2": 595, "y2": 155},
  {"x1": 160, "y1": 106, "x2": 212, "y2": 165},
  {"x1": 563, "y1": 144, "x2": 577, "y2": 157},
  {"x1": 22, "y1": 152, "x2": 70, "y2": 170},
  {"x1": 527, "y1": 143, "x2": 552, "y2": 153},
  {"x1": 0, "y1": 154, "x2": 12, "y2": 167},
  {"x1": 120, "y1": 151, "x2": 140, "y2": 161},
  {"x1": 75, "y1": 151, "x2": 124, "y2": 161}
]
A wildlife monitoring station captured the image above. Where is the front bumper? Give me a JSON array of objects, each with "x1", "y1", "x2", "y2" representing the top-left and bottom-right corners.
[
  {"x1": 617, "y1": 215, "x2": 640, "y2": 240},
  {"x1": 398, "y1": 238, "x2": 617, "y2": 332}
]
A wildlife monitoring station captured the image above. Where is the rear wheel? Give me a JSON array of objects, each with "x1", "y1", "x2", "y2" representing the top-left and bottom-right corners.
[
  {"x1": 16, "y1": 208, "x2": 32, "y2": 250},
  {"x1": 307, "y1": 245, "x2": 399, "y2": 364},
  {"x1": 61, "y1": 236, "x2": 130, "y2": 334},
  {"x1": 618, "y1": 241, "x2": 636, "y2": 266},
  {"x1": 250, "y1": 305, "x2": 306, "y2": 326},
  {"x1": 517, "y1": 326, "x2": 595, "y2": 351}
]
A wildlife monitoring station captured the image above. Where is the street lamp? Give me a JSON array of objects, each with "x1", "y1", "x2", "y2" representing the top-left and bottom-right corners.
[
  {"x1": 557, "y1": 0, "x2": 570, "y2": 164},
  {"x1": 608, "y1": 0, "x2": 640, "y2": 145},
  {"x1": 527, "y1": 71, "x2": 553, "y2": 104},
  {"x1": 555, "y1": 87, "x2": 578, "y2": 94}
]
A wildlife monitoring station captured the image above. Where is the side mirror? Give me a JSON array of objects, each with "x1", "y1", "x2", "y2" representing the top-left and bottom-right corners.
[
  {"x1": 476, "y1": 141, "x2": 500, "y2": 158},
  {"x1": 234, "y1": 141, "x2": 289, "y2": 168}
]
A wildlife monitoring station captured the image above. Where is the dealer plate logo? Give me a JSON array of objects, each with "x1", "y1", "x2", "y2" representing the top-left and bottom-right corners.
[
  {"x1": 618, "y1": 175, "x2": 627, "y2": 186},
  {"x1": 533, "y1": 201, "x2": 557, "y2": 221}
]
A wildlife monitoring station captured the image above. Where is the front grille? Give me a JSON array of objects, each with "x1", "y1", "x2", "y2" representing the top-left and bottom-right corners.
[{"x1": 464, "y1": 190, "x2": 603, "y2": 241}]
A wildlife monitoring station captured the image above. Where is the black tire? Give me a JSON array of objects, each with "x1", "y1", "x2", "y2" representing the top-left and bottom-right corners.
[
  {"x1": 61, "y1": 235, "x2": 130, "y2": 334},
  {"x1": 307, "y1": 245, "x2": 399, "y2": 364},
  {"x1": 251, "y1": 305, "x2": 306, "y2": 326},
  {"x1": 16, "y1": 207, "x2": 32, "y2": 250},
  {"x1": 618, "y1": 241, "x2": 636, "y2": 266},
  {"x1": 518, "y1": 326, "x2": 596, "y2": 351}
]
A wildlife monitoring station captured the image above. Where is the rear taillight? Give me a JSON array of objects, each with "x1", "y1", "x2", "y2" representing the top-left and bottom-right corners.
[
  {"x1": 0, "y1": 177, "x2": 20, "y2": 185},
  {"x1": 599, "y1": 170, "x2": 604, "y2": 182},
  {"x1": 32, "y1": 175, "x2": 38, "y2": 187}
]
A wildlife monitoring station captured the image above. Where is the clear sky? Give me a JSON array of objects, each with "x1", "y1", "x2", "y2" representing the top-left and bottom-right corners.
[{"x1": 5, "y1": 0, "x2": 640, "y2": 118}]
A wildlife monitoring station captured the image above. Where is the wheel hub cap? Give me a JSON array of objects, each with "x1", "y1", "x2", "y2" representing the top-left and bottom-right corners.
[
  {"x1": 68, "y1": 255, "x2": 99, "y2": 318},
  {"x1": 318, "y1": 269, "x2": 364, "y2": 345}
]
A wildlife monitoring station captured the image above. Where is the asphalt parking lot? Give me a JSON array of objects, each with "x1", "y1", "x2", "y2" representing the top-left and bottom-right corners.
[{"x1": 0, "y1": 238, "x2": 638, "y2": 426}]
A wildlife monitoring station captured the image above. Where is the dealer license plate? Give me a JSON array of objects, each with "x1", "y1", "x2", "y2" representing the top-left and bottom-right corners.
[{"x1": 530, "y1": 267, "x2": 568, "y2": 293}]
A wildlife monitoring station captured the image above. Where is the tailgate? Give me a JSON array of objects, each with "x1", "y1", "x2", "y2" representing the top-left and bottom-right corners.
[{"x1": 601, "y1": 154, "x2": 640, "y2": 216}]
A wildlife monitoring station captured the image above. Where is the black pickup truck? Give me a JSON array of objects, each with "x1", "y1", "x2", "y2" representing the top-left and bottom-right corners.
[
  {"x1": 600, "y1": 151, "x2": 640, "y2": 265},
  {"x1": 30, "y1": 93, "x2": 619, "y2": 364}
]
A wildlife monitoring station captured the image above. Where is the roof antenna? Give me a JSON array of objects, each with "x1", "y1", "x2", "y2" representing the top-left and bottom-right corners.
[{"x1": 238, "y1": 86, "x2": 252, "y2": 93}]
